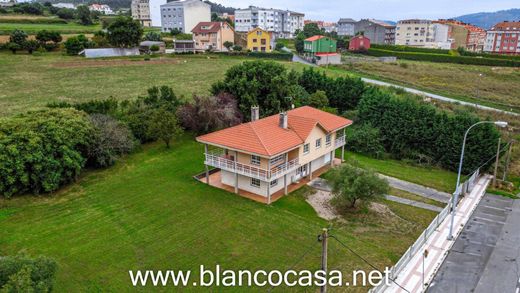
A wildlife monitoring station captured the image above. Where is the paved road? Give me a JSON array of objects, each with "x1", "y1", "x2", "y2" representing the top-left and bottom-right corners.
[
  {"x1": 428, "y1": 193, "x2": 519, "y2": 293},
  {"x1": 285, "y1": 48, "x2": 518, "y2": 117},
  {"x1": 379, "y1": 174, "x2": 451, "y2": 204},
  {"x1": 360, "y1": 78, "x2": 519, "y2": 117}
]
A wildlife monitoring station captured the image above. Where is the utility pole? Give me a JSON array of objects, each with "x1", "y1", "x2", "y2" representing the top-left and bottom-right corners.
[
  {"x1": 320, "y1": 228, "x2": 328, "y2": 293},
  {"x1": 493, "y1": 137, "x2": 501, "y2": 187}
]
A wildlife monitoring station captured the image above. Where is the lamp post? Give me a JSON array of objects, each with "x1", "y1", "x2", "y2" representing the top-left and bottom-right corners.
[{"x1": 447, "y1": 120, "x2": 508, "y2": 240}]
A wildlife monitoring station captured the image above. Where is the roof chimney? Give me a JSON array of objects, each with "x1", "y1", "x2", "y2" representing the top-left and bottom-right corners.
[
  {"x1": 279, "y1": 112, "x2": 288, "y2": 129},
  {"x1": 251, "y1": 106, "x2": 259, "y2": 122}
]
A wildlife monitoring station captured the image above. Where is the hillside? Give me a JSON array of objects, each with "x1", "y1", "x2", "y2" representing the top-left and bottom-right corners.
[{"x1": 454, "y1": 8, "x2": 520, "y2": 29}]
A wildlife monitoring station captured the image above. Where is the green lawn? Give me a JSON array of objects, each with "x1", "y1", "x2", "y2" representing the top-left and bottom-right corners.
[
  {"x1": 345, "y1": 151, "x2": 458, "y2": 193},
  {"x1": 0, "y1": 135, "x2": 437, "y2": 292}
]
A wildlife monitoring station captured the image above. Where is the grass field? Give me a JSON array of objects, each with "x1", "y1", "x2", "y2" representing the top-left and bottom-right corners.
[
  {"x1": 341, "y1": 59, "x2": 520, "y2": 113},
  {"x1": 0, "y1": 22, "x2": 102, "y2": 34},
  {"x1": 0, "y1": 135, "x2": 437, "y2": 292}
]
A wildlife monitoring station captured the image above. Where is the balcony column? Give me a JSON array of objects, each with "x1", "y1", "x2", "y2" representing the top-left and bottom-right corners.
[
  {"x1": 204, "y1": 144, "x2": 209, "y2": 184},
  {"x1": 341, "y1": 128, "x2": 346, "y2": 162},
  {"x1": 234, "y1": 150, "x2": 239, "y2": 194},
  {"x1": 309, "y1": 161, "x2": 313, "y2": 180},
  {"x1": 284, "y1": 153, "x2": 288, "y2": 195},
  {"x1": 330, "y1": 150, "x2": 334, "y2": 167},
  {"x1": 267, "y1": 159, "x2": 271, "y2": 204}
]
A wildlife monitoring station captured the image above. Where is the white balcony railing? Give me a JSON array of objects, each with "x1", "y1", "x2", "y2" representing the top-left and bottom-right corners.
[
  {"x1": 204, "y1": 150, "x2": 300, "y2": 181},
  {"x1": 335, "y1": 135, "x2": 346, "y2": 148}
]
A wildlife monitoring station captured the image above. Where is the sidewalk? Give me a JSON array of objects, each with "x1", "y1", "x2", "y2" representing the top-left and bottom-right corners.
[{"x1": 384, "y1": 175, "x2": 492, "y2": 293}]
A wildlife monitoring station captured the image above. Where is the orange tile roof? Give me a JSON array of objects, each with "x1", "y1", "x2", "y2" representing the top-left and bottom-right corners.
[
  {"x1": 305, "y1": 35, "x2": 325, "y2": 42},
  {"x1": 196, "y1": 106, "x2": 353, "y2": 157}
]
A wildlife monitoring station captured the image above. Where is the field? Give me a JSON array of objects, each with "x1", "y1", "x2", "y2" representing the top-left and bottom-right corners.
[
  {"x1": 0, "y1": 22, "x2": 102, "y2": 34},
  {"x1": 0, "y1": 135, "x2": 437, "y2": 292},
  {"x1": 341, "y1": 59, "x2": 520, "y2": 112}
]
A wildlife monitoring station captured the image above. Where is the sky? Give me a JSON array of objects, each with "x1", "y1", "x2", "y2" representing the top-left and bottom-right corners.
[{"x1": 212, "y1": 0, "x2": 519, "y2": 22}]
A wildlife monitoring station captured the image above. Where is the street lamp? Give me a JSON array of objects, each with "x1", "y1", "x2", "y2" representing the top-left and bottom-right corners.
[{"x1": 447, "y1": 120, "x2": 508, "y2": 240}]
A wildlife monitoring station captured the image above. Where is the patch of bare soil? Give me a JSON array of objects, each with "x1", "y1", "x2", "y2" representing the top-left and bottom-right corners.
[
  {"x1": 52, "y1": 58, "x2": 181, "y2": 68},
  {"x1": 306, "y1": 190, "x2": 341, "y2": 221}
]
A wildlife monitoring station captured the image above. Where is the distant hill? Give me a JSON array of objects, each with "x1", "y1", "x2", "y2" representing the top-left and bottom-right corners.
[{"x1": 454, "y1": 8, "x2": 520, "y2": 29}]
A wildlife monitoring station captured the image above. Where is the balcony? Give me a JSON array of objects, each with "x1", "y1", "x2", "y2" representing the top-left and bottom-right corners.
[
  {"x1": 204, "y1": 150, "x2": 300, "y2": 181},
  {"x1": 335, "y1": 135, "x2": 346, "y2": 147}
]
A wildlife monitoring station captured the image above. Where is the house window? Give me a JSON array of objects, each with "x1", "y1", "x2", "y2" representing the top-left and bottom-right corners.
[
  {"x1": 252, "y1": 38, "x2": 258, "y2": 43},
  {"x1": 269, "y1": 154, "x2": 285, "y2": 166},
  {"x1": 261, "y1": 39, "x2": 266, "y2": 45},
  {"x1": 316, "y1": 138, "x2": 322, "y2": 149},
  {"x1": 326, "y1": 134, "x2": 331, "y2": 146},
  {"x1": 251, "y1": 178, "x2": 261, "y2": 188},
  {"x1": 270, "y1": 179, "x2": 278, "y2": 187},
  {"x1": 303, "y1": 143, "x2": 310, "y2": 154},
  {"x1": 251, "y1": 155, "x2": 261, "y2": 165}
]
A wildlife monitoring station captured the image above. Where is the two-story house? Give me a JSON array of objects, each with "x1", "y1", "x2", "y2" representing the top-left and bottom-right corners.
[
  {"x1": 247, "y1": 28, "x2": 273, "y2": 52},
  {"x1": 196, "y1": 106, "x2": 352, "y2": 203},
  {"x1": 192, "y1": 21, "x2": 235, "y2": 51},
  {"x1": 303, "y1": 35, "x2": 341, "y2": 65}
]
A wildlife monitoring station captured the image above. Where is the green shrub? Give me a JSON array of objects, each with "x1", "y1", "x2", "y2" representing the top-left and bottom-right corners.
[
  {"x1": 0, "y1": 18, "x2": 67, "y2": 24},
  {"x1": 0, "y1": 108, "x2": 93, "y2": 197},
  {"x1": 0, "y1": 254, "x2": 57, "y2": 292},
  {"x1": 345, "y1": 124, "x2": 385, "y2": 158},
  {"x1": 47, "y1": 98, "x2": 120, "y2": 116},
  {"x1": 63, "y1": 34, "x2": 94, "y2": 55}
]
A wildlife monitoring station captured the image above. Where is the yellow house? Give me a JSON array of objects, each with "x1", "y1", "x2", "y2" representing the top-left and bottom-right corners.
[{"x1": 247, "y1": 28, "x2": 273, "y2": 52}]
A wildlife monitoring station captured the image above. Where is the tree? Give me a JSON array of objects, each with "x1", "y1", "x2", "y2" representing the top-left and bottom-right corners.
[
  {"x1": 23, "y1": 40, "x2": 40, "y2": 54},
  {"x1": 150, "y1": 44, "x2": 160, "y2": 53},
  {"x1": 144, "y1": 31, "x2": 162, "y2": 41},
  {"x1": 302, "y1": 23, "x2": 322, "y2": 38},
  {"x1": 87, "y1": 114, "x2": 135, "y2": 167},
  {"x1": 107, "y1": 17, "x2": 143, "y2": 48},
  {"x1": 0, "y1": 254, "x2": 57, "y2": 292},
  {"x1": 56, "y1": 7, "x2": 75, "y2": 19},
  {"x1": 35, "y1": 30, "x2": 62, "y2": 51},
  {"x1": 9, "y1": 29, "x2": 27, "y2": 46},
  {"x1": 76, "y1": 5, "x2": 93, "y2": 25},
  {"x1": 345, "y1": 124, "x2": 385, "y2": 158},
  {"x1": 275, "y1": 42, "x2": 284, "y2": 51},
  {"x1": 232, "y1": 45, "x2": 242, "y2": 52},
  {"x1": 64, "y1": 34, "x2": 94, "y2": 55},
  {"x1": 6, "y1": 42, "x2": 21, "y2": 54},
  {"x1": 146, "y1": 108, "x2": 183, "y2": 148},
  {"x1": 170, "y1": 28, "x2": 182, "y2": 36},
  {"x1": 329, "y1": 163, "x2": 389, "y2": 209},
  {"x1": 309, "y1": 90, "x2": 328, "y2": 108},
  {"x1": 211, "y1": 61, "x2": 299, "y2": 119},
  {"x1": 223, "y1": 40, "x2": 233, "y2": 51},
  {"x1": 178, "y1": 93, "x2": 242, "y2": 134}
]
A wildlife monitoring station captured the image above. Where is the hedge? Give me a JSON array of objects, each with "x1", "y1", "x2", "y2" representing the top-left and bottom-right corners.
[
  {"x1": 371, "y1": 43, "x2": 450, "y2": 55},
  {"x1": 213, "y1": 51, "x2": 293, "y2": 61},
  {"x1": 366, "y1": 48, "x2": 520, "y2": 67},
  {"x1": 0, "y1": 18, "x2": 68, "y2": 24}
]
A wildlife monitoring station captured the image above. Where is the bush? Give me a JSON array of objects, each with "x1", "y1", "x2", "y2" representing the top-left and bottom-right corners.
[
  {"x1": 23, "y1": 39, "x2": 40, "y2": 54},
  {"x1": 144, "y1": 31, "x2": 162, "y2": 41},
  {"x1": 146, "y1": 107, "x2": 183, "y2": 148},
  {"x1": 345, "y1": 124, "x2": 385, "y2": 158},
  {"x1": 150, "y1": 44, "x2": 160, "y2": 53},
  {"x1": 329, "y1": 162, "x2": 389, "y2": 210},
  {"x1": 232, "y1": 45, "x2": 242, "y2": 52},
  {"x1": 47, "y1": 98, "x2": 119, "y2": 116},
  {"x1": 0, "y1": 108, "x2": 93, "y2": 198},
  {"x1": 87, "y1": 114, "x2": 135, "y2": 167},
  {"x1": 6, "y1": 42, "x2": 21, "y2": 54},
  {"x1": 63, "y1": 34, "x2": 94, "y2": 55},
  {"x1": 178, "y1": 93, "x2": 242, "y2": 134},
  {"x1": 309, "y1": 90, "x2": 328, "y2": 108},
  {"x1": 9, "y1": 29, "x2": 27, "y2": 46},
  {"x1": 275, "y1": 42, "x2": 285, "y2": 51},
  {"x1": 0, "y1": 254, "x2": 57, "y2": 292},
  {"x1": 56, "y1": 7, "x2": 75, "y2": 20}
]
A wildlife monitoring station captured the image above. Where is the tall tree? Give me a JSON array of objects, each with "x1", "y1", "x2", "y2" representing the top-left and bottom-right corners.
[
  {"x1": 146, "y1": 108, "x2": 183, "y2": 148},
  {"x1": 76, "y1": 5, "x2": 93, "y2": 25},
  {"x1": 107, "y1": 17, "x2": 143, "y2": 48}
]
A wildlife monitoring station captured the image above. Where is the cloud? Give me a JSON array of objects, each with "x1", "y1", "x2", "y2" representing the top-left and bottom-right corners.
[{"x1": 211, "y1": 0, "x2": 518, "y2": 21}]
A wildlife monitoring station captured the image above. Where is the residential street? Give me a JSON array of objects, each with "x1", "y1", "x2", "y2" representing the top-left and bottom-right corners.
[{"x1": 428, "y1": 193, "x2": 520, "y2": 293}]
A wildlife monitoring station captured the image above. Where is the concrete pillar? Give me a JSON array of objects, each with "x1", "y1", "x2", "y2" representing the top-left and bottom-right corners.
[
  {"x1": 234, "y1": 151, "x2": 238, "y2": 194},
  {"x1": 330, "y1": 150, "x2": 334, "y2": 166},
  {"x1": 284, "y1": 174, "x2": 288, "y2": 195},
  {"x1": 341, "y1": 128, "x2": 346, "y2": 162},
  {"x1": 267, "y1": 159, "x2": 271, "y2": 204},
  {"x1": 309, "y1": 162, "x2": 313, "y2": 180},
  {"x1": 204, "y1": 144, "x2": 209, "y2": 184}
]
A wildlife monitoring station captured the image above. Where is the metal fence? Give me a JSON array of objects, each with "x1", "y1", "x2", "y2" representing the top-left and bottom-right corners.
[{"x1": 369, "y1": 168, "x2": 481, "y2": 293}]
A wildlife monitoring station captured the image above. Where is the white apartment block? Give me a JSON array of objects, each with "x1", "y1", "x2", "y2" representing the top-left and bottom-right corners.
[
  {"x1": 89, "y1": 4, "x2": 114, "y2": 15},
  {"x1": 234, "y1": 6, "x2": 304, "y2": 39},
  {"x1": 396, "y1": 19, "x2": 452, "y2": 49},
  {"x1": 160, "y1": 0, "x2": 211, "y2": 33}
]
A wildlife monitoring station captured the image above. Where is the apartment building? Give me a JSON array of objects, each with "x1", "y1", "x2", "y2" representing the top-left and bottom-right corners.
[
  {"x1": 132, "y1": 0, "x2": 150, "y2": 27},
  {"x1": 484, "y1": 21, "x2": 520, "y2": 55},
  {"x1": 355, "y1": 19, "x2": 395, "y2": 45},
  {"x1": 395, "y1": 19, "x2": 452, "y2": 49},
  {"x1": 337, "y1": 18, "x2": 356, "y2": 36},
  {"x1": 192, "y1": 21, "x2": 235, "y2": 51},
  {"x1": 234, "y1": 6, "x2": 304, "y2": 39},
  {"x1": 160, "y1": 0, "x2": 210, "y2": 33},
  {"x1": 434, "y1": 19, "x2": 486, "y2": 51},
  {"x1": 196, "y1": 106, "x2": 352, "y2": 203}
]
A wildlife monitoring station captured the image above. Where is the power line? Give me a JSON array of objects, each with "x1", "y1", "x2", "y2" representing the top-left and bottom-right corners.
[{"x1": 329, "y1": 235, "x2": 411, "y2": 293}]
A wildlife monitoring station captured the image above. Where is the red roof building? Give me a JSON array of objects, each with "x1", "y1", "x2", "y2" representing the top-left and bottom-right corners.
[
  {"x1": 484, "y1": 21, "x2": 520, "y2": 55},
  {"x1": 191, "y1": 21, "x2": 235, "y2": 52},
  {"x1": 196, "y1": 106, "x2": 352, "y2": 202}
]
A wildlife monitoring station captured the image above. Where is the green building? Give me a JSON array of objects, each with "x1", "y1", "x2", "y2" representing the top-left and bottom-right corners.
[{"x1": 303, "y1": 35, "x2": 337, "y2": 53}]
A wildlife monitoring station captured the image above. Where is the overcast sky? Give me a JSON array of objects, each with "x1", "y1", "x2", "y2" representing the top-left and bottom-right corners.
[{"x1": 212, "y1": 0, "x2": 518, "y2": 21}]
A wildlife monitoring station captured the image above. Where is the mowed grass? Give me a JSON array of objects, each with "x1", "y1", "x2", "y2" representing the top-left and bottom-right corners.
[
  {"x1": 0, "y1": 135, "x2": 436, "y2": 292},
  {"x1": 345, "y1": 151, "x2": 458, "y2": 193},
  {"x1": 0, "y1": 53, "x2": 261, "y2": 116},
  {"x1": 341, "y1": 59, "x2": 520, "y2": 112}
]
